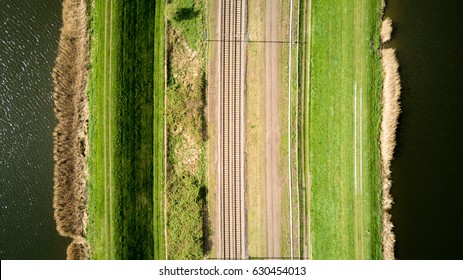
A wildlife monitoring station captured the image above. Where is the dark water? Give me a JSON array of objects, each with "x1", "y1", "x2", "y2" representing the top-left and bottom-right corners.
[
  {"x1": 386, "y1": 0, "x2": 463, "y2": 259},
  {"x1": 0, "y1": 0, "x2": 68, "y2": 259}
]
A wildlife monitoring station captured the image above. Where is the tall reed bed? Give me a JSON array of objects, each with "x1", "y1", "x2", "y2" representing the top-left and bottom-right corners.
[
  {"x1": 66, "y1": 236, "x2": 90, "y2": 260},
  {"x1": 380, "y1": 17, "x2": 400, "y2": 260},
  {"x1": 52, "y1": 0, "x2": 89, "y2": 259},
  {"x1": 381, "y1": 17, "x2": 393, "y2": 43}
]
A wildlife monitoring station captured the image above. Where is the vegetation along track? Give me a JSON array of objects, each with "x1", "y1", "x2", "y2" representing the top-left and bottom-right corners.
[{"x1": 218, "y1": 0, "x2": 247, "y2": 260}]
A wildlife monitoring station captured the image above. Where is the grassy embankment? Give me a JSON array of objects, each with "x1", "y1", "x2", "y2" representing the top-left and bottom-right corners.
[
  {"x1": 52, "y1": 0, "x2": 89, "y2": 259},
  {"x1": 379, "y1": 17, "x2": 400, "y2": 260},
  {"x1": 307, "y1": 0, "x2": 383, "y2": 259},
  {"x1": 86, "y1": 0, "x2": 164, "y2": 259},
  {"x1": 165, "y1": 0, "x2": 209, "y2": 259}
]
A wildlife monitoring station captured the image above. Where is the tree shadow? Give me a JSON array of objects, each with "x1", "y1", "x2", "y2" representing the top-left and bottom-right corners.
[
  {"x1": 174, "y1": 7, "x2": 200, "y2": 22},
  {"x1": 197, "y1": 185, "x2": 212, "y2": 255}
]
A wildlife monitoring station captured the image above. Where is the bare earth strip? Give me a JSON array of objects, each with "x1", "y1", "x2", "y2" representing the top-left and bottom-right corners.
[
  {"x1": 209, "y1": 0, "x2": 219, "y2": 258},
  {"x1": 245, "y1": 0, "x2": 267, "y2": 258},
  {"x1": 265, "y1": 0, "x2": 282, "y2": 258},
  {"x1": 208, "y1": 0, "x2": 220, "y2": 258}
]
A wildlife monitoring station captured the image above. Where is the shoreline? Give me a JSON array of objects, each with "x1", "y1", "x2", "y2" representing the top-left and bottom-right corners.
[
  {"x1": 379, "y1": 16, "x2": 400, "y2": 260},
  {"x1": 52, "y1": 0, "x2": 89, "y2": 260}
]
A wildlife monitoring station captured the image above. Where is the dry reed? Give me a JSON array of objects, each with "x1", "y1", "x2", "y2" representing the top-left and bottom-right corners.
[
  {"x1": 52, "y1": 0, "x2": 89, "y2": 259},
  {"x1": 66, "y1": 236, "x2": 90, "y2": 260},
  {"x1": 380, "y1": 18, "x2": 400, "y2": 260},
  {"x1": 381, "y1": 17, "x2": 393, "y2": 43}
]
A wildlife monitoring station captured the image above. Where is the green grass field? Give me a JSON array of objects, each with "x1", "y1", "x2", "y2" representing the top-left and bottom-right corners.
[
  {"x1": 306, "y1": 0, "x2": 383, "y2": 259},
  {"x1": 86, "y1": 0, "x2": 164, "y2": 259}
]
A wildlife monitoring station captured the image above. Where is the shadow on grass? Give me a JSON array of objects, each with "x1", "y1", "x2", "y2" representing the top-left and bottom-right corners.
[
  {"x1": 198, "y1": 185, "x2": 211, "y2": 255},
  {"x1": 174, "y1": 7, "x2": 200, "y2": 22}
]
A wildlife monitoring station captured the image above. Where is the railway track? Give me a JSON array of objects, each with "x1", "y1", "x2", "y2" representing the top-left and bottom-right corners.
[{"x1": 218, "y1": 0, "x2": 246, "y2": 260}]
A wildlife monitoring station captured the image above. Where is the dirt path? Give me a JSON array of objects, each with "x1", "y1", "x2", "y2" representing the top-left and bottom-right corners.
[
  {"x1": 242, "y1": 0, "x2": 267, "y2": 258},
  {"x1": 265, "y1": 0, "x2": 282, "y2": 258}
]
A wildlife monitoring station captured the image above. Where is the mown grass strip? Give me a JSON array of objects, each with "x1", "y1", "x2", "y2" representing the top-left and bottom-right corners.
[
  {"x1": 308, "y1": 0, "x2": 383, "y2": 259},
  {"x1": 87, "y1": 0, "x2": 156, "y2": 259},
  {"x1": 87, "y1": 0, "x2": 108, "y2": 260}
]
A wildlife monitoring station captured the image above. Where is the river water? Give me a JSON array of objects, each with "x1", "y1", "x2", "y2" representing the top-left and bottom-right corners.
[
  {"x1": 0, "y1": 0, "x2": 68, "y2": 259},
  {"x1": 385, "y1": 0, "x2": 463, "y2": 259}
]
